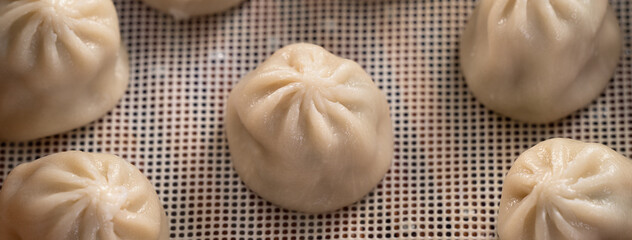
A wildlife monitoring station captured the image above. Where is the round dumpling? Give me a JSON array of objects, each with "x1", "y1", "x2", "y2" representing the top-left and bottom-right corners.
[
  {"x1": 460, "y1": 0, "x2": 621, "y2": 123},
  {"x1": 0, "y1": 151, "x2": 169, "y2": 240},
  {"x1": 499, "y1": 138, "x2": 632, "y2": 240},
  {"x1": 0, "y1": 0, "x2": 129, "y2": 141},
  {"x1": 139, "y1": 0, "x2": 246, "y2": 19},
  {"x1": 226, "y1": 43, "x2": 393, "y2": 213}
]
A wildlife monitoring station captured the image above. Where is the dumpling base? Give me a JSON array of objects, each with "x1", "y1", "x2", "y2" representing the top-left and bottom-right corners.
[{"x1": 140, "y1": 0, "x2": 246, "y2": 19}]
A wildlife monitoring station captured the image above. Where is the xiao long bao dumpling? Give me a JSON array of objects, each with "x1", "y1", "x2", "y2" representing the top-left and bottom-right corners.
[
  {"x1": 499, "y1": 138, "x2": 632, "y2": 240},
  {"x1": 226, "y1": 43, "x2": 394, "y2": 213},
  {"x1": 139, "y1": 0, "x2": 246, "y2": 19},
  {"x1": 460, "y1": 0, "x2": 622, "y2": 123},
  {"x1": 0, "y1": 151, "x2": 169, "y2": 240},
  {"x1": 0, "y1": 0, "x2": 129, "y2": 141}
]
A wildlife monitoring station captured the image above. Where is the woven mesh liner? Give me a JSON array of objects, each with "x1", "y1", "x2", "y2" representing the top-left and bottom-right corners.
[{"x1": 1, "y1": 0, "x2": 631, "y2": 239}]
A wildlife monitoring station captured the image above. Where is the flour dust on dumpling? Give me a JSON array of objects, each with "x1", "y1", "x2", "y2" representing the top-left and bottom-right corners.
[
  {"x1": 0, "y1": 151, "x2": 169, "y2": 240},
  {"x1": 499, "y1": 138, "x2": 632, "y2": 240},
  {"x1": 460, "y1": 0, "x2": 622, "y2": 123},
  {"x1": 226, "y1": 43, "x2": 394, "y2": 214},
  {"x1": 0, "y1": 0, "x2": 129, "y2": 141}
]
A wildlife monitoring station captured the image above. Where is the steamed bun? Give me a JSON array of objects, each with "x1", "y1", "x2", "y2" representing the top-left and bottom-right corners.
[
  {"x1": 0, "y1": 151, "x2": 169, "y2": 240},
  {"x1": 226, "y1": 43, "x2": 393, "y2": 213},
  {"x1": 460, "y1": 0, "x2": 622, "y2": 123},
  {"x1": 499, "y1": 138, "x2": 632, "y2": 240},
  {"x1": 0, "y1": 0, "x2": 129, "y2": 141},
  {"x1": 139, "y1": 0, "x2": 245, "y2": 19}
]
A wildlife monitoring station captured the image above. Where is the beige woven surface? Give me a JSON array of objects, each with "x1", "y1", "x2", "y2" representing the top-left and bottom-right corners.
[{"x1": 1, "y1": 0, "x2": 631, "y2": 239}]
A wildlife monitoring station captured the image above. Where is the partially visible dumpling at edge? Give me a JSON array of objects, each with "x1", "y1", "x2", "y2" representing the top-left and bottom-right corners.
[
  {"x1": 139, "y1": 0, "x2": 246, "y2": 19},
  {"x1": 499, "y1": 138, "x2": 632, "y2": 240},
  {"x1": 0, "y1": 151, "x2": 169, "y2": 240}
]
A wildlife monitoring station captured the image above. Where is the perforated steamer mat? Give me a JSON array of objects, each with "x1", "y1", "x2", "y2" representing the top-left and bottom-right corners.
[{"x1": 1, "y1": 0, "x2": 631, "y2": 239}]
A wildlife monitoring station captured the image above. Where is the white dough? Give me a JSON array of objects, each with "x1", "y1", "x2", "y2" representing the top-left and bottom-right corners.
[
  {"x1": 499, "y1": 138, "x2": 632, "y2": 240},
  {"x1": 0, "y1": 0, "x2": 129, "y2": 141},
  {"x1": 0, "y1": 151, "x2": 169, "y2": 240},
  {"x1": 460, "y1": 0, "x2": 622, "y2": 123},
  {"x1": 140, "y1": 0, "x2": 245, "y2": 19},
  {"x1": 226, "y1": 43, "x2": 393, "y2": 213}
]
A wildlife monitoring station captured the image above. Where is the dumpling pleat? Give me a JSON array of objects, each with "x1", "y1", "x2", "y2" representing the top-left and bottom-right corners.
[
  {"x1": 0, "y1": 2, "x2": 41, "y2": 30},
  {"x1": 112, "y1": 210, "x2": 160, "y2": 239},
  {"x1": 43, "y1": 21, "x2": 67, "y2": 81},
  {"x1": 501, "y1": 190, "x2": 537, "y2": 239},
  {"x1": 78, "y1": 198, "x2": 100, "y2": 240},
  {"x1": 279, "y1": 93, "x2": 303, "y2": 144},
  {"x1": 532, "y1": 0, "x2": 567, "y2": 37},
  {"x1": 329, "y1": 84, "x2": 371, "y2": 113},
  {"x1": 10, "y1": 11, "x2": 42, "y2": 71},
  {"x1": 246, "y1": 82, "x2": 301, "y2": 133},
  {"x1": 61, "y1": 155, "x2": 103, "y2": 182},
  {"x1": 32, "y1": 190, "x2": 85, "y2": 214},
  {"x1": 106, "y1": 160, "x2": 125, "y2": 187},
  {"x1": 546, "y1": 198, "x2": 585, "y2": 240},
  {"x1": 546, "y1": 142, "x2": 570, "y2": 176},
  {"x1": 45, "y1": 197, "x2": 91, "y2": 240},
  {"x1": 563, "y1": 148, "x2": 604, "y2": 178},
  {"x1": 304, "y1": 91, "x2": 335, "y2": 152},
  {"x1": 66, "y1": 17, "x2": 117, "y2": 47},
  {"x1": 56, "y1": 21, "x2": 97, "y2": 72},
  {"x1": 243, "y1": 69, "x2": 301, "y2": 98},
  {"x1": 39, "y1": 167, "x2": 92, "y2": 191},
  {"x1": 535, "y1": 197, "x2": 551, "y2": 240},
  {"x1": 517, "y1": 151, "x2": 547, "y2": 175},
  {"x1": 325, "y1": 100, "x2": 372, "y2": 150},
  {"x1": 328, "y1": 61, "x2": 355, "y2": 85},
  {"x1": 71, "y1": 0, "x2": 101, "y2": 16},
  {"x1": 505, "y1": 172, "x2": 537, "y2": 200},
  {"x1": 558, "y1": 197, "x2": 617, "y2": 227},
  {"x1": 122, "y1": 187, "x2": 148, "y2": 213},
  {"x1": 569, "y1": 175, "x2": 613, "y2": 199}
]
